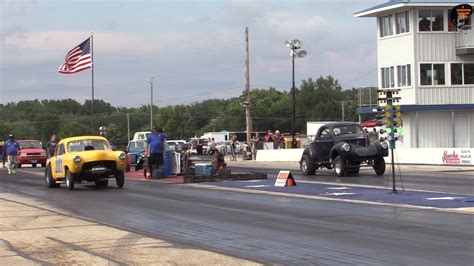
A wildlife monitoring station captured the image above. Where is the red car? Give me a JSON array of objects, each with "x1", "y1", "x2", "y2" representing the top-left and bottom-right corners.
[{"x1": 17, "y1": 140, "x2": 47, "y2": 168}]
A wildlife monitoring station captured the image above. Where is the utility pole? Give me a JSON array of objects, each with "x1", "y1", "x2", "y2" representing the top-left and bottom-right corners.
[
  {"x1": 369, "y1": 87, "x2": 372, "y2": 106},
  {"x1": 148, "y1": 76, "x2": 155, "y2": 129},
  {"x1": 127, "y1": 113, "x2": 130, "y2": 142},
  {"x1": 358, "y1": 88, "x2": 362, "y2": 122},
  {"x1": 244, "y1": 27, "x2": 252, "y2": 155},
  {"x1": 341, "y1": 100, "x2": 345, "y2": 122}
]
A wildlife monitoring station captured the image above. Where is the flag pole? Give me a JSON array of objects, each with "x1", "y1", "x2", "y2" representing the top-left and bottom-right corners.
[{"x1": 91, "y1": 32, "x2": 95, "y2": 135}]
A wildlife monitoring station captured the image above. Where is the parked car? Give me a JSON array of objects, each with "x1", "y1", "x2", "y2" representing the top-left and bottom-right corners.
[
  {"x1": 126, "y1": 139, "x2": 146, "y2": 168},
  {"x1": 188, "y1": 138, "x2": 210, "y2": 154},
  {"x1": 17, "y1": 140, "x2": 47, "y2": 168},
  {"x1": 300, "y1": 122, "x2": 388, "y2": 177},
  {"x1": 45, "y1": 136, "x2": 126, "y2": 190},
  {"x1": 166, "y1": 140, "x2": 189, "y2": 152}
]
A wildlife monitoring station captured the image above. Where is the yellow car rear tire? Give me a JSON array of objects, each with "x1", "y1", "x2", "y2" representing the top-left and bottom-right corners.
[{"x1": 45, "y1": 165, "x2": 60, "y2": 188}]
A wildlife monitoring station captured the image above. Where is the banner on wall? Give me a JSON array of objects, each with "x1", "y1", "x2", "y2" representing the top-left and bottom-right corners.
[{"x1": 442, "y1": 149, "x2": 472, "y2": 165}]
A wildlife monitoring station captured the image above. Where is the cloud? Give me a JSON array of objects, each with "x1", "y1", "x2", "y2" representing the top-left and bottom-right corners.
[
  {"x1": 258, "y1": 11, "x2": 329, "y2": 37},
  {"x1": 1, "y1": 0, "x2": 37, "y2": 18},
  {"x1": 1, "y1": 1, "x2": 380, "y2": 107}
]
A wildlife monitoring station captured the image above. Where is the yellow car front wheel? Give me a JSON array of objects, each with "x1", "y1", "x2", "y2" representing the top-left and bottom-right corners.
[
  {"x1": 66, "y1": 170, "x2": 75, "y2": 191},
  {"x1": 115, "y1": 171, "x2": 124, "y2": 188}
]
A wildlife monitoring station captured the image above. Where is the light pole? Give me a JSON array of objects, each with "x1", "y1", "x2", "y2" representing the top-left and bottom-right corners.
[
  {"x1": 285, "y1": 39, "x2": 306, "y2": 148},
  {"x1": 148, "y1": 76, "x2": 155, "y2": 129}
]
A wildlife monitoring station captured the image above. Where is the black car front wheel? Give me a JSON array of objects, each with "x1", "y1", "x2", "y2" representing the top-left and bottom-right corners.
[
  {"x1": 300, "y1": 154, "x2": 316, "y2": 175},
  {"x1": 373, "y1": 157, "x2": 386, "y2": 176},
  {"x1": 333, "y1": 155, "x2": 346, "y2": 177}
]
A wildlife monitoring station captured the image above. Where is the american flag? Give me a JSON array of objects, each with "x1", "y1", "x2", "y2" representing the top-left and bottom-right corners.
[{"x1": 58, "y1": 37, "x2": 92, "y2": 74}]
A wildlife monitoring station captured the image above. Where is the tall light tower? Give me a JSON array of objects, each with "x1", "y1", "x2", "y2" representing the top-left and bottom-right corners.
[
  {"x1": 148, "y1": 76, "x2": 155, "y2": 129},
  {"x1": 285, "y1": 39, "x2": 307, "y2": 148}
]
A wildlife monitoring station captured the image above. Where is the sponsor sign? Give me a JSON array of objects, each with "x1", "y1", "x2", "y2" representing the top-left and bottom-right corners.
[
  {"x1": 450, "y1": 4, "x2": 473, "y2": 30},
  {"x1": 274, "y1": 170, "x2": 296, "y2": 187},
  {"x1": 442, "y1": 149, "x2": 472, "y2": 165}
]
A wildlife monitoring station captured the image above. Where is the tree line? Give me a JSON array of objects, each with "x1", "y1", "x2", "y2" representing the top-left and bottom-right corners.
[{"x1": 0, "y1": 76, "x2": 377, "y2": 144}]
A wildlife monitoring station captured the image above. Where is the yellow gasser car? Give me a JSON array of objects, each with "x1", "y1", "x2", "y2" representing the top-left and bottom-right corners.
[{"x1": 45, "y1": 136, "x2": 126, "y2": 190}]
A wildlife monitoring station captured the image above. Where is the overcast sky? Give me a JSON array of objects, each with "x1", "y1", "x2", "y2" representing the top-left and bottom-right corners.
[{"x1": 0, "y1": 0, "x2": 383, "y2": 108}]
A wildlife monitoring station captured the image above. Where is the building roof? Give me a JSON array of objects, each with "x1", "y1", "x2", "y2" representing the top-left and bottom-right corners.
[{"x1": 354, "y1": 0, "x2": 474, "y2": 17}]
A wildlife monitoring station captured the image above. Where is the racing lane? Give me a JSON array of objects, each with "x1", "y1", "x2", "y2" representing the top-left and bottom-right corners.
[
  {"x1": 228, "y1": 164, "x2": 474, "y2": 195},
  {"x1": 1, "y1": 167, "x2": 473, "y2": 265}
]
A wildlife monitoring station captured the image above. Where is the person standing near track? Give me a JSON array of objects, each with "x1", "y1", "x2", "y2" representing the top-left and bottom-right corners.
[
  {"x1": 146, "y1": 127, "x2": 166, "y2": 179},
  {"x1": 2, "y1": 134, "x2": 20, "y2": 175},
  {"x1": 46, "y1": 134, "x2": 58, "y2": 158}
]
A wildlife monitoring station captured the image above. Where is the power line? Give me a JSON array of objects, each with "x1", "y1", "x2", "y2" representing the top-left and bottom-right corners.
[{"x1": 340, "y1": 67, "x2": 378, "y2": 88}]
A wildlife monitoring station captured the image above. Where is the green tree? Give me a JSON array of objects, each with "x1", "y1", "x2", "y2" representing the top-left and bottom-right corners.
[{"x1": 58, "y1": 121, "x2": 91, "y2": 138}]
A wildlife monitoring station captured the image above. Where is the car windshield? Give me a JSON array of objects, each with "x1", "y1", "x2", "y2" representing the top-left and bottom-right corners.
[
  {"x1": 129, "y1": 141, "x2": 146, "y2": 149},
  {"x1": 19, "y1": 141, "x2": 42, "y2": 149},
  {"x1": 332, "y1": 125, "x2": 362, "y2": 136},
  {"x1": 68, "y1": 139, "x2": 110, "y2": 152}
]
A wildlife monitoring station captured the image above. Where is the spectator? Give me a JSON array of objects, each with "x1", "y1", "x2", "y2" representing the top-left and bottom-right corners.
[
  {"x1": 264, "y1": 130, "x2": 273, "y2": 143},
  {"x1": 209, "y1": 137, "x2": 217, "y2": 154},
  {"x1": 146, "y1": 127, "x2": 166, "y2": 179},
  {"x1": 3, "y1": 134, "x2": 20, "y2": 175},
  {"x1": 419, "y1": 16, "x2": 431, "y2": 31},
  {"x1": 273, "y1": 130, "x2": 282, "y2": 149},
  {"x1": 251, "y1": 133, "x2": 261, "y2": 160},
  {"x1": 370, "y1": 128, "x2": 379, "y2": 142},
  {"x1": 363, "y1": 127, "x2": 369, "y2": 134},
  {"x1": 230, "y1": 135, "x2": 237, "y2": 161},
  {"x1": 46, "y1": 134, "x2": 58, "y2": 158}
]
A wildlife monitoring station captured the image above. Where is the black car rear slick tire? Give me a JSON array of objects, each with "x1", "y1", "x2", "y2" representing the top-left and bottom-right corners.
[
  {"x1": 300, "y1": 154, "x2": 316, "y2": 175},
  {"x1": 95, "y1": 179, "x2": 109, "y2": 187},
  {"x1": 116, "y1": 171, "x2": 125, "y2": 188},
  {"x1": 333, "y1": 156, "x2": 346, "y2": 177},
  {"x1": 374, "y1": 157, "x2": 386, "y2": 176},
  {"x1": 66, "y1": 170, "x2": 75, "y2": 190},
  {"x1": 45, "y1": 165, "x2": 59, "y2": 188}
]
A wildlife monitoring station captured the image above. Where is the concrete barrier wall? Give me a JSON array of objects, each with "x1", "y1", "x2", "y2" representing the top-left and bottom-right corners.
[
  {"x1": 387, "y1": 148, "x2": 474, "y2": 166},
  {"x1": 256, "y1": 148, "x2": 474, "y2": 166},
  {"x1": 256, "y1": 149, "x2": 304, "y2": 162}
]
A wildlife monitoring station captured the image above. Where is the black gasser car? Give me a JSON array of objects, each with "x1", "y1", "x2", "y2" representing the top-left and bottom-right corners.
[{"x1": 300, "y1": 122, "x2": 388, "y2": 176}]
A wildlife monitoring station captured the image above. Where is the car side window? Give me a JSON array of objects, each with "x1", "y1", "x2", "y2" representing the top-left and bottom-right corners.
[
  {"x1": 318, "y1": 127, "x2": 332, "y2": 139},
  {"x1": 57, "y1": 144, "x2": 65, "y2": 156}
]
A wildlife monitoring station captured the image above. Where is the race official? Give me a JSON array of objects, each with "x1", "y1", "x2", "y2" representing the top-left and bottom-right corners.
[{"x1": 146, "y1": 127, "x2": 166, "y2": 179}]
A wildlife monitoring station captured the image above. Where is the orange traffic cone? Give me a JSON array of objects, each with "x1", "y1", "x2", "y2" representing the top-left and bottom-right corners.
[{"x1": 287, "y1": 178, "x2": 295, "y2": 186}]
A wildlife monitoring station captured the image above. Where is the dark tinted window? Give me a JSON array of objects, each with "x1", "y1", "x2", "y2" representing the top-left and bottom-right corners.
[
  {"x1": 318, "y1": 127, "x2": 332, "y2": 139},
  {"x1": 333, "y1": 125, "x2": 362, "y2": 136}
]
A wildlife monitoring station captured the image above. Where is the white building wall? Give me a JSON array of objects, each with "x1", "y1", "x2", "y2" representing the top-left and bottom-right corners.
[
  {"x1": 417, "y1": 111, "x2": 453, "y2": 148},
  {"x1": 400, "y1": 111, "x2": 414, "y2": 148},
  {"x1": 413, "y1": 8, "x2": 474, "y2": 105},
  {"x1": 417, "y1": 86, "x2": 474, "y2": 104},
  {"x1": 377, "y1": 9, "x2": 416, "y2": 105}
]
